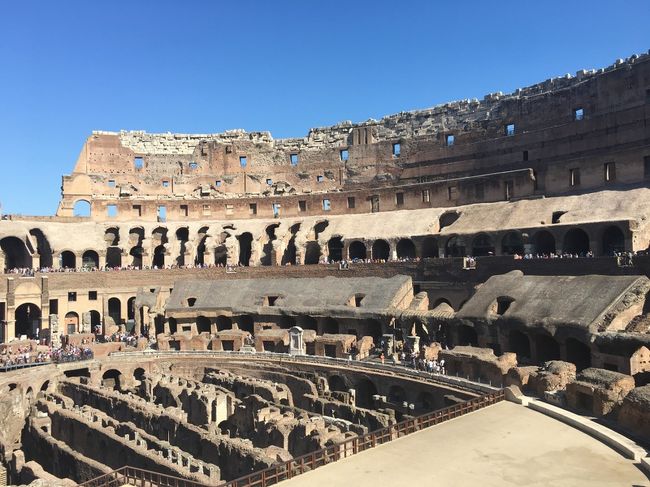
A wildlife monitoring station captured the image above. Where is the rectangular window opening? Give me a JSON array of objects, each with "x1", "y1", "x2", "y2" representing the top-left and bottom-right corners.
[
  {"x1": 569, "y1": 168, "x2": 581, "y2": 187},
  {"x1": 290, "y1": 154, "x2": 299, "y2": 166},
  {"x1": 68, "y1": 292, "x2": 77, "y2": 302},
  {"x1": 392, "y1": 143, "x2": 401, "y2": 156},
  {"x1": 107, "y1": 180, "x2": 116, "y2": 188},
  {"x1": 272, "y1": 203, "x2": 280, "y2": 217},
  {"x1": 189, "y1": 161, "x2": 198, "y2": 170},
  {"x1": 504, "y1": 180, "x2": 514, "y2": 200},
  {"x1": 158, "y1": 205, "x2": 167, "y2": 222},
  {"x1": 347, "y1": 196, "x2": 356, "y2": 209},
  {"x1": 604, "y1": 162, "x2": 616, "y2": 182},
  {"x1": 298, "y1": 200, "x2": 307, "y2": 212},
  {"x1": 523, "y1": 150, "x2": 529, "y2": 161},
  {"x1": 215, "y1": 180, "x2": 222, "y2": 187},
  {"x1": 88, "y1": 291, "x2": 97, "y2": 301},
  {"x1": 266, "y1": 296, "x2": 279, "y2": 306},
  {"x1": 249, "y1": 203, "x2": 257, "y2": 215},
  {"x1": 447, "y1": 186, "x2": 457, "y2": 200},
  {"x1": 107, "y1": 204, "x2": 117, "y2": 218},
  {"x1": 446, "y1": 134, "x2": 455, "y2": 146},
  {"x1": 340, "y1": 149, "x2": 349, "y2": 161},
  {"x1": 316, "y1": 175, "x2": 324, "y2": 183},
  {"x1": 396, "y1": 192, "x2": 404, "y2": 207},
  {"x1": 180, "y1": 204, "x2": 189, "y2": 217},
  {"x1": 575, "y1": 108, "x2": 584, "y2": 121},
  {"x1": 422, "y1": 189, "x2": 430, "y2": 203},
  {"x1": 505, "y1": 123, "x2": 515, "y2": 136},
  {"x1": 162, "y1": 180, "x2": 170, "y2": 187},
  {"x1": 134, "y1": 157, "x2": 144, "y2": 170},
  {"x1": 240, "y1": 156, "x2": 248, "y2": 168},
  {"x1": 133, "y1": 205, "x2": 142, "y2": 217},
  {"x1": 266, "y1": 178, "x2": 273, "y2": 186},
  {"x1": 322, "y1": 199, "x2": 331, "y2": 211}
]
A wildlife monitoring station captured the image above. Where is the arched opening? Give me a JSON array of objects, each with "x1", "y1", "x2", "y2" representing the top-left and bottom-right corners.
[
  {"x1": 328, "y1": 375, "x2": 347, "y2": 392},
  {"x1": 282, "y1": 224, "x2": 300, "y2": 266},
  {"x1": 101, "y1": 369, "x2": 122, "y2": 390},
  {"x1": 104, "y1": 227, "x2": 120, "y2": 246},
  {"x1": 89, "y1": 310, "x2": 101, "y2": 331},
  {"x1": 133, "y1": 368, "x2": 145, "y2": 382},
  {"x1": 214, "y1": 244, "x2": 228, "y2": 266},
  {"x1": 127, "y1": 297, "x2": 136, "y2": 321},
  {"x1": 508, "y1": 330, "x2": 531, "y2": 359},
  {"x1": 457, "y1": 325, "x2": 478, "y2": 346},
  {"x1": 238, "y1": 232, "x2": 253, "y2": 266},
  {"x1": 396, "y1": 238, "x2": 416, "y2": 259},
  {"x1": 106, "y1": 247, "x2": 122, "y2": 268},
  {"x1": 40, "y1": 380, "x2": 50, "y2": 392},
  {"x1": 327, "y1": 237, "x2": 344, "y2": 262},
  {"x1": 501, "y1": 231, "x2": 524, "y2": 255},
  {"x1": 82, "y1": 250, "x2": 99, "y2": 269},
  {"x1": 535, "y1": 334, "x2": 560, "y2": 363},
  {"x1": 371, "y1": 239, "x2": 390, "y2": 261},
  {"x1": 195, "y1": 235, "x2": 208, "y2": 266},
  {"x1": 176, "y1": 227, "x2": 189, "y2": 266},
  {"x1": 532, "y1": 230, "x2": 556, "y2": 255},
  {"x1": 152, "y1": 245, "x2": 166, "y2": 268},
  {"x1": 565, "y1": 337, "x2": 591, "y2": 371},
  {"x1": 439, "y1": 211, "x2": 460, "y2": 230},
  {"x1": 129, "y1": 246, "x2": 143, "y2": 268},
  {"x1": 563, "y1": 228, "x2": 590, "y2": 255},
  {"x1": 388, "y1": 385, "x2": 407, "y2": 403},
  {"x1": 304, "y1": 241, "x2": 321, "y2": 265},
  {"x1": 0, "y1": 237, "x2": 32, "y2": 270},
  {"x1": 355, "y1": 378, "x2": 378, "y2": 409},
  {"x1": 348, "y1": 240, "x2": 367, "y2": 260},
  {"x1": 322, "y1": 317, "x2": 338, "y2": 335},
  {"x1": 196, "y1": 316, "x2": 212, "y2": 334},
  {"x1": 167, "y1": 317, "x2": 177, "y2": 335},
  {"x1": 261, "y1": 224, "x2": 280, "y2": 266},
  {"x1": 108, "y1": 298, "x2": 122, "y2": 327},
  {"x1": 215, "y1": 316, "x2": 232, "y2": 331},
  {"x1": 29, "y1": 229, "x2": 53, "y2": 268},
  {"x1": 60, "y1": 250, "x2": 76, "y2": 269},
  {"x1": 25, "y1": 387, "x2": 34, "y2": 402},
  {"x1": 237, "y1": 315, "x2": 254, "y2": 334},
  {"x1": 64, "y1": 312, "x2": 79, "y2": 335},
  {"x1": 278, "y1": 315, "x2": 296, "y2": 329},
  {"x1": 601, "y1": 226, "x2": 625, "y2": 256},
  {"x1": 445, "y1": 236, "x2": 465, "y2": 257},
  {"x1": 15, "y1": 303, "x2": 40, "y2": 338},
  {"x1": 73, "y1": 200, "x2": 91, "y2": 217},
  {"x1": 298, "y1": 316, "x2": 317, "y2": 331},
  {"x1": 421, "y1": 237, "x2": 439, "y2": 258},
  {"x1": 471, "y1": 233, "x2": 495, "y2": 257}
]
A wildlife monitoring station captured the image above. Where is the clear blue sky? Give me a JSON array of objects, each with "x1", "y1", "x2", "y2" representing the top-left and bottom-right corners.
[{"x1": 0, "y1": 1, "x2": 648, "y2": 215}]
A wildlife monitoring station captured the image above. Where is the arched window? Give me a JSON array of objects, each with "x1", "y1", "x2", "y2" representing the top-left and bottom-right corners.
[
  {"x1": 563, "y1": 228, "x2": 590, "y2": 255},
  {"x1": 532, "y1": 230, "x2": 555, "y2": 255},
  {"x1": 327, "y1": 237, "x2": 344, "y2": 262},
  {"x1": 82, "y1": 250, "x2": 99, "y2": 268},
  {"x1": 421, "y1": 236, "x2": 439, "y2": 258},
  {"x1": 501, "y1": 231, "x2": 524, "y2": 255},
  {"x1": 371, "y1": 240, "x2": 390, "y2": 261},
  {"x1": 471, "y1": 233, "x2": 494, "y2": 257},
  {"x1": 238, "y1": 233, "x2": 253, "y2": 266},
  {"x1": 601, "y1": 226, "x2": 625, "y2": 256},
  {"x1": 396, "y1": 238, "x2": 416, "y2": 259},
  {"x1": 445, "y1": 236, "x2": 465, "y2": 257},
  {"x1": 348, "y1": 240, "x2": 367, "y2": 260},
  {"x1": 73, "y1": 200, "x2": 91, "y2": 217}
]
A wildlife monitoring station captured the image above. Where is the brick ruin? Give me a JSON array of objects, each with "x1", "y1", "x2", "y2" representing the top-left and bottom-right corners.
[{"x1": 0, "y1": 51, "x2": 649, "y2": 484}]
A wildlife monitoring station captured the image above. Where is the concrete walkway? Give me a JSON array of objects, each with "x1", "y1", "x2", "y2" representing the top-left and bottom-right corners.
[{"x1": 280, "y1": 401, "x2": 649, "y2": 487}]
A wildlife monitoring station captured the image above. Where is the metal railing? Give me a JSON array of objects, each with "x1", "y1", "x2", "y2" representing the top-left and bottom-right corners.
[
  {"x1": 82, "y1": 389, "x2": 504, "y2": 487},
  {"x1": 80, "y1": 466, "x2": 209, "y2": 487}
]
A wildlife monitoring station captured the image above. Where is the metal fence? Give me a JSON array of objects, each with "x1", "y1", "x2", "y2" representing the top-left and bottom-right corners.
[{"x1": 81, "y1": 389, "x2": 505, "y2": 487}]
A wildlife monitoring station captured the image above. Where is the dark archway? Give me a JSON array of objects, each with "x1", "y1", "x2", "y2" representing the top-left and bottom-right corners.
[
  {"x1": 1, "y1": 237, "x2": 32, "y2": 270},
  {"x1": 214, "y1": 245, "x2": 228, "y2": 266},
  {"x1": 152, "y1": 245, "x2": 166, "y2": 268},
  {"x1": 601, "y1": 226, "x2": 625, "y2": 256},
  {"x1": 197, "y1": 316, "x2": 212, "y2": 334},
  {"x1": 108, "y1": 297, "x2": 122, "y2": 326},
  {"x1": 133, "y1": 368, "x2": 145, "y2": 381},
  {"x1": 237, "y1": 315, "x2": 254, "y2": 334},
  {"x1": 328, "y1": 375, "x2": 347, "y2": 392},
  {"x1": 176, "y1": 227, "x2": 189, "y2": 266},
  {"x1": 89, "y1": 310, "x2": 101, "y2": 331},
  {"x1": 388, "y1": 385, "x2": 407, "y2": 403},
  {"x1": 471, "y1": 233, "x2": 494, "y2": 257},
  {"x1": 216, "y1": 316, "x2": 232, "y2": 331},
  {"x1": 129, "y1": 246, "x2": 143, "y2": 268},
  {"x1": 82, "y1": 250, "x2": 99, "y2": 269},
  {"x1": 355, "y1": 378, "x2": 378, "y2": 409},
  {"x1": 127, "y1": 297, "x2": 136, "y2": 321},
  {"x1": 29, "y1": 229, "x2": 53, "y2": 268},
  {"x1": 15, "y1": 303, "x2": 40, "y2": 338},
  {"x1": 327, "y1": 237, "x2": 344, "y2": 262},
  {"x1": 261, "y1": 224, "x2": 280, "y2": 266},
  {"x1": 238, "y1": 232, "x2": 253, "y2": 266},
  {"x1": 101, "y1": 369, "x2": 122, "y2": 391},
  {"x1": 535, "y1": 334, "x2": 560, "y2": 362},
  {"x1": 105, "y1": 227, "x2": 120, "y2": 246},
  {"x1": 298, "y1": 315, "x2": 317, "y2": 331},
  {"x1": 282, "y1": 223, "x2": 300, "y2": 265},
  {"x1": 566, "y1": 338, "x2": 591, "y2": 371},
  {"x1": 60, "y1": 250, "x2": 76, "y2": 269},
  {"x1": 304, "y1": 241, "x2": 321, "y2": 265},
  {"x1": 457, "y1": 325, "x2": 478, "y2": 346},
  {"x1": 508, "y1": 330, "x2": 531, "y2": 359},
  {"x1": 396, "y1": 238, "x2": 416, "y2": 259},
  {"x1": 371, "y1": 239, "x2": 390, "y2": 261},
  {"x1": 421, "y1": 236, "x2": 439, "y2": 258},
  {"x1": 563, "y1": 228, "x2": 590, "y2": 255},
  {"x1": 322, "y1": 317, "x2": 338, "y2": 334},
  {"x1": 348, "y1": 240, "x2": 367, "y2": 260},
  {"x1": 106, "y1": 247, "x2": 122, "y2": 268},
  {"x1": 445, "y1": 236, "x2": 465, "y2": 257},
  {"x1": 501, "y1": 231, "x2": 524, "y2": 255},
  {"x1": 532, "y1": 230, "x2": 555, "y2": 255}
]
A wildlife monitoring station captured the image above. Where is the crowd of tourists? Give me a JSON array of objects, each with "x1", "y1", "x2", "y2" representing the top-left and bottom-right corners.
[{"x1": 0, "y1": 344, "x2": 93, "y2": 369}]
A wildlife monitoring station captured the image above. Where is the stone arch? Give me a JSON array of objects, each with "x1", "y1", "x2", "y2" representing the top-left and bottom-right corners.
[
  {"x1": 565, "y1": 337, "x2": 591, "y2": 371},
  {"x1": 532, "y1": 230, "x2": 556, "y2": 255},
  {"x1": 501, "y1": 231, "x2": 524, "y2": 255},
  {"x1": 15, "y1": 303, "x2": 40, "y2": 338},
  {"x1": 108, "y1": 297, "x2": 122, "y2": 326},
  {"x1": 328, "y1": 375, "x2": 347, "y2": 392},
  {"x1": 82, "y1": 250, "x2": 99, "y2": 268},
  {"x1": 238, "y1": 232, "x2": 253, "y2": 266},
  {"x1": 29, "y1": 229, "x2": 53, "y2": 268},
  {"x1": 261, "y1": 224, "x2": 280, "y2": 266},
  {"x1": 101, "y1": 369, "x2": 122, "y2": 390},
  {"x1": 396, "y1": 238, "x2": 416, "y2": 259},
  {"x1": 282, "y1": 223, "x2": 301, "y2": 266},
  {"x1": 40, "y1": 380, "x2": 50, "y2": 392},
  {"x1": 563, "y1": 228, "x2": 590, "y2": 255},
  {"x1": 176, "y1": 227, "x2": 189, "y2": 266},
  {"x1": 216, "y1": 316, "x2": 232, "y2": 331},
  {"x1": 89, "y1": 310, "x2": 101, "y2": 331},
  {"x1": 371, "y1": 239, "x2": 390, "y2": 261},
  {"x1": 601, "y1": 225, "x2": 625, "y2": 256},
  {"x1": 152, "y1": 245, "x2": 166, "y2": 268},
  {"x1": 508, "y1": 329, "x2": 531, "y2": 359},
  {"x1": 355, "y1": 378, "x2": 378, "y2": 409},
  {"x1": 129, "y1": 246, "x2": 143, "y2": 268},
  {"x1": 127, "y1": 297, "x2": 136, "y2": 321},
  {"x1": 104, "y1": 227, "x2": 120, "y2": 246},
  {"x1": 133, "y1": 368, "x2": 145, "y2": 381},
  {"x1": 106, "y1": 247, "x2": 122, "y2": 268},
  {"x1": 535, "y1": 334, "x2": 560, "y2": 362},
  {"x1": 348, "y1": 240, "x2": 367, "y2": 260},
  {"x1": 304, "y1": 241, "x2": 321, "y2": 265},
  {"x1": 73, "y1": 199, "x2": 91, "y2": 217},
  {"x1": 64, "y1": 312, "x2": 79, "y2": 334},
  {"x1": 197, "y1": 316, "x2": 212, "y2": 334},
  {"x1": 0, "y1": 237, "x2": 32, "y2": 270},
  {"x1": 445, "y1": 236, "x2": 465, "y2": 257},
  {"x1": 327, "y1": 236, "x2": 344, "y2": 262},
  {"x1": 388, "y1": 385, "x2": 407, "y2": 403},
  {"x1": 25, "y1": 386, "x2": 34, "y2": 402},
  {"x1": 60, "y1": 250, "x2": 76, "y2": 269},
  {"x1": 421, "y1": 236, "x2": 439, "y2": 258},
  {"x1": 237, "y1": 315, "x2": 254, "y2": 334},
  {"x1": 471, "y1": 233, "x2": 495, "y2": 257}
]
